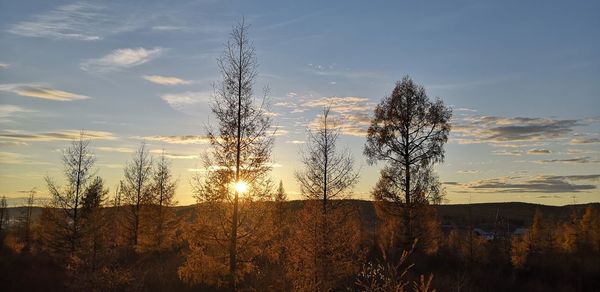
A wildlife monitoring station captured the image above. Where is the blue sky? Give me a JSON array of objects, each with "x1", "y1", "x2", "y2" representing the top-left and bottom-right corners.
[{"x1": 1, "y1": 0, "x2": 599, "y2": 206}]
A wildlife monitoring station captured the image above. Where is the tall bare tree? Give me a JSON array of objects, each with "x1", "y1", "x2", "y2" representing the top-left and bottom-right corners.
[
  {"x1": 122, "y1": 142, "x2": 153, "y2": 250},
  {"x1": 46, "y1": 131, "x2": 96, "y2": 254},
  {"x1": 291, "y1": 107, "x2": 361, "y2": 290},
  {"x1": 179, "y1": 19, "x2": 274, "y2": 290},
  {"x1": 364, "y1": 76, "x2": 451, "y2": 247}
]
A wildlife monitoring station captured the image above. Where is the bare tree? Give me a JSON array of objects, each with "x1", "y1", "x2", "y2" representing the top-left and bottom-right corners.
[
  {"x1": 46, "y1": 131, "x2": 96, "y2": 254},
  {"x1": 122, "y1": 142, "x2": 153, "y2": 250},
  {"x1": 364, "y1": 76, "x2": 451, "y2": 247},
  {"x1": 179, "y1": 19, "x2": 274, "y2": 290},
  {"x1": 291, "y1": 107, "x2": 361, "y2": 290}
]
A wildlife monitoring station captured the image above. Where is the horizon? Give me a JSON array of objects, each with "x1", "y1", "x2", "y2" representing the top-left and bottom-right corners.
[{"x1": 1, "y1": 0, "x2": 600, "y2": 207}]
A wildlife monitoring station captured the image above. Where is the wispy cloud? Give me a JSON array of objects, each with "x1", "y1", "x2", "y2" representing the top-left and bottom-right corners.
[
  {"x1": 0, "y1": 105, "x2": 34, "y2": 118},
  {"x1": 534, "y1": 157, "x2": 599, "y2": 164},
  {"x1": 0, "y1": 83, "x2": 89, "y2": 101},
  {"x1": 143, "y1": 75, "x2": 192, "y2": 85},
  {"x1": 570, "y1": 137, "x2": 600, "y2": 144},
  {"x1": 161, "y1": 91, "x2": 210, "y2": 111},
  {"x1": 0, "y1": 130, "x2": 116, "y2": 141},
  {"x1": 136, "y1": 135, "x2": 210, "y2": 145},
  {"x1": 462, "y1": 175, "x2": 599, "y2": 193},
  {"x1": 150, "y1": 149, "x2": 198, "y2": 159},
  {"x1": 453, "y1": 115, "x2": 581, "y2": 145},
  {"x1": 285, "y1": 140, "x2": 305, "y2": 144},
  {"x1": 0, "y1": 63, "x2": 9, "y2": 69},
  {"x1": 0, "y1": 151, "x2": 48, "y2": 165},
  {"x1": 527, "y1": 149, "x2": 551, "y2": 155},
  {"x1": 6, "y1": 2, "x2": 141, "y2": 41},
  {"x1": 81, "y1": 47, "x2": 164, "y2": 72},
  {"x1": 95, "y1": 146, "x2": 134, "y2": 153}
]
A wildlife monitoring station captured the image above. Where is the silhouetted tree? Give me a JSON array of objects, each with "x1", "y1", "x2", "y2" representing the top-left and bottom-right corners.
[
  {"x1": 179, "y1": 19, "x2": 274, "y2": 290},
  {"x1": 122, "y1": 142, "x2": 153, "y2": 250},
  {"x1": 45, "y1": 131, "x2": 96, "y2": 254},
  {"x1": 290, "y1": 107, "x2": 361, "y2": 290},
  {"x1": 80, "y1": 176, "x2": 109, "y2": 269},
  {"x1": 148, "y1": 150, "x2": 178, "y2": 251},
  {"x1": 365, "y1": 76, "x2": 451, "y2": 247},
  {"x1": 0, "y1": 195, "x2": 7, "y2": 233},
  {"x1": 20, "y1": 189, "x2": 35, "y2": 252}
]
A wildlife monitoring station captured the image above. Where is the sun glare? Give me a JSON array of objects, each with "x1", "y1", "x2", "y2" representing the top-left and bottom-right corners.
[{"x1": 234, "y1": 181, "x2": 249, "y2": 194}]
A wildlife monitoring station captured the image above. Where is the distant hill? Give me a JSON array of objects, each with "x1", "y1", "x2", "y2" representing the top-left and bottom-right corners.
[{"x1": 6, "y1": 200, "x2": 599, "y2": 231}]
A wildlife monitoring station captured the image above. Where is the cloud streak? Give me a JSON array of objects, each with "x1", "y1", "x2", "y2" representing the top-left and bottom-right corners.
[
  {"x1": 0, "y1": 130, "x2": 116, "y2": 141},
  {"x1": 453, "y1": 115, "x2": 582, "y2": 145},
  {"x1": 136, "y1": 135, "x2": 211, "y2": 145},
  {"x1": 0, "y1": 83, "x2": 89, "y2": 101},
  {"x1": 462, "y1": 175, "x2": 599, "y2": 193},
  {"x1": 143, "y1": 75, "x2": 192, "y2": 85},
  {"x1": 161, "y1": 91, "x2": 210, "y2": 111},
  {"x1": 6, "y1": 2, "x2": 142, "y2": 41},
  {"x1": 81, "y1": 47, "x2": 164, "y2": 72}
]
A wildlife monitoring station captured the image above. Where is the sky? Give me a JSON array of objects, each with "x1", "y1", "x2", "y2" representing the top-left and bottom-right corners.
[{"x1": 1, "y1": 0, "x2": 599, "y2": 206}]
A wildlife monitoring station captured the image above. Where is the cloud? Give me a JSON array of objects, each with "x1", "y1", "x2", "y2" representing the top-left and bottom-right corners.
[
  {"x1": 302, "y1": 96, "x2": 373, "y2": 113},
  {"x1": 95, "y1": 146, "x2": 134, "y2": 153},
  {"x1": 0, "y1": 83, "x2": 89, "y2": 101},
  {"x1": 0, "y1": 151, "x2": 48, "y2": 165},
  {"x1": 0, "y1": 105, "x2": 34, "y2": 118},
  {"x1": 81, "y1": 47, "x2": 164, "y2": 72},
  {"x1": 136, "y1": 135, "x2": 211, "y2": 144},
  {"x1": 527, "y1": 149, "x2": 551, "y2": 155},
  {"x1": 453, "y1": 115, "x2": 581, "y2": 145},
  {"x1": 570, "y1": 137, "x2": 600, "y2": 144},
  {"x1": 161, "y1": 91, "x2": 210, "y2": 111},
  {"x1": 143, "y1": 75, "x2": 192, "y2": 85},
  {"x1": 463, "y1": 175, "x2": 598, "y2": 193},
  {"x1": 150, "y1": 149, "x2": 198, "y2": 159},
  {"x1": 6, "y1": 2, "x2": 142, "y2": 41},
  {"x1": 534, "y1": 157, "x2": 598, "y2": 164},
  {"x1": 0, "y1": 63, "x2": 9, "y2": 69},
  {"x1": 285, "y1": 140, "x2": 305, "y2": 144},
  {"x1": 0, "y1": 130, "x2": 116, "y2": 141},
  {"x1": 458, "y1": 170, "x2": 480, "y2": 174}
]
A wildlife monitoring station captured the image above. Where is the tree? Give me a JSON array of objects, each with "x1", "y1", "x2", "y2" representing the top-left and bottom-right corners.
[
  {"x1": 45, "y1": 131, "x2": 96, "y2": 254},
  {"x1": 270, "y1": 181, "x2": 290, "y2": 289},
  {"x1": 364, "y1": 76, "x2": 451, "y2": 247},
  {"x1": 80, "y1": 176, "x2": 109, "y2": 270},
  {"x1": 179, "y1": 19, "x2": 274, "y2": 290},
  {"x1": 122, "y1": 142, "x2": 153, "y2": 250},
  {"x1": 0, "y1": 195, "x2": 7, "y2": 233},
  {"x1": 149, "y1": 150, "x2": 178, "y2": 251},
  {"x1": 21, "y1": 189, "x2": 36, "y2": 252},
  {"x1": 290, "y1": 107, "x2": 361, "y2": 291}
]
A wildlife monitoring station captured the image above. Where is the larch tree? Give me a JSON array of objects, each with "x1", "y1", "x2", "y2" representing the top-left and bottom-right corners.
[
  {"x1": 0, "y1": 195, "x2": 7, "y2": 233},
  {"x1": 122, "y1": 142, "x2": 153, "y2": 250},
  {"x1": 365, "y1": 76, "x2": 451, "y2": 249},
  {"x1": 291, "y1": 107, "x2": 361, "y2": 291},
  {"x1": 80, "y1": 176, "x2": 109, "y2": 270},
  {"x1": 179, "y1": 19, "x2": 274, "y2": 290},
  {"x1": 45, "y1": 131, "x2": 96, "y2": 254},
  {"x1": 149, "y1": 150, "x2": 178, "y2": 251}
]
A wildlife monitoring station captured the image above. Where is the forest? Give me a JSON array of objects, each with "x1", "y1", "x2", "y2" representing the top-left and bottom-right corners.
[{"x1": 1, "y1": 21, "x2": 599, "y2": 292}]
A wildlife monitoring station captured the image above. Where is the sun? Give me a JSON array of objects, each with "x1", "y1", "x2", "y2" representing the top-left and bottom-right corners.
[{"x1": 234, "y1": 180, "x2": 249, "y2": 194}]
